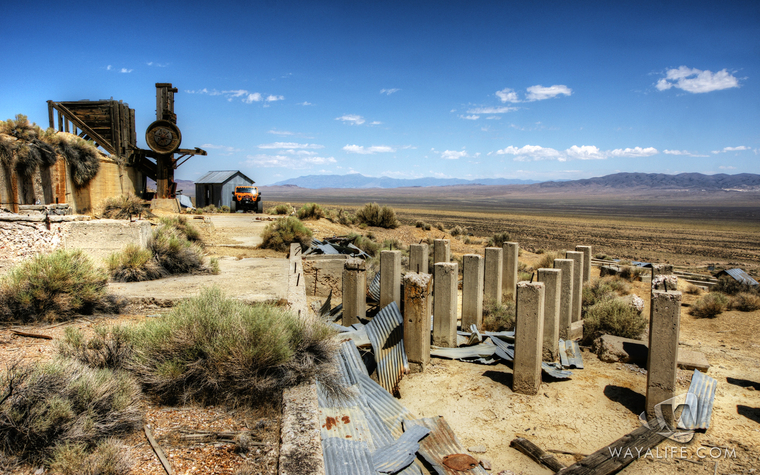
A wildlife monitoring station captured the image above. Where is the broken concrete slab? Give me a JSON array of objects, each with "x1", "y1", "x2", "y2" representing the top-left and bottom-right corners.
[{"x1": 593, "y1": 334, "x2": 710, "y2": 371}]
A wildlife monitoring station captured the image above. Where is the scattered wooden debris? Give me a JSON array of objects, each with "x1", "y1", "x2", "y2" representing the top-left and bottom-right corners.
[
  {"x1": 511, "y1": 437, "x2": 566, "y2": 472},
  {"x1": 11, "y1": 330, "x2": 52, "y2": 340},
  {"x1": 144, "y1": 424, "x2": 175, "y2": 475}
]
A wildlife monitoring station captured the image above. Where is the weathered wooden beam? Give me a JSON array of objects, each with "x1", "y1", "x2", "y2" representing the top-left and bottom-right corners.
[
  {"x1": 556, "y1": 425, "x2": 666, "y2": 475},
  {"x1": 511, "y1": 437, "x2": 566, "y2": 472},
  {"x1": 47, "y1": 101, "x2": 54, "y2": 129},
  {"x1": 144, "y1": 424, "x2": 174, "y2": 475},
  {"x1": 11, "y1": 330, "x2": 53, "y2": 340},
  {"x1": 52, "y1": 103, "x2": 116, "y2": 155}
]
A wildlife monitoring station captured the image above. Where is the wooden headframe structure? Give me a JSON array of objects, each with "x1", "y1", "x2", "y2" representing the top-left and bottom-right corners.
[{"x1": 48, "y1": 83, "x2": 206, "y2": 199}]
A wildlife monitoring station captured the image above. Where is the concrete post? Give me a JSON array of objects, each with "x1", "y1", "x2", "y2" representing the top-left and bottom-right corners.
[
  {"x1": 502, "y1": 242, "x2": 519, "y2": 301},
  {"x1": 403, "y1": 272, "x2": 432, "y2": 373},
  {"x1": 646, "y1": 290, "x2": 682, "y2": 424},
  {"x1": 433, "y1": 262, "x2": 458, "y2": 347},
  {"x1": 538, "y1": 268, "x2": 561, "y2": 362},
  {"x1": 342, "y1": 258, "x2": 366, "y2": 326},
  {"x1": 484, "y1": 247, "x2": 503, "y2": 305},
  {"x1": 380, "y1": 250, "x2": 402, "y2": 309},
  {"x1": 566, "y1": 251, "x2": 584, "y2": 323},
  {"x1": 513, "y1": 282, "x2": 545, "y2": 396},
  {"x1": 461, "y1": 254, "x2": 484, "y2": 330},
  {"x1": 575, "y1": 245, "x2": 592, "y2": 284},
  {"x1": 433, "y1": 239, "x2": 451, "y2": 264},
  {"x1": 553, "y1": 259, "x2": 574, "y2": 340},
  {"x1": 409, "y1": 243, "x2": 429, "y2": 274}
]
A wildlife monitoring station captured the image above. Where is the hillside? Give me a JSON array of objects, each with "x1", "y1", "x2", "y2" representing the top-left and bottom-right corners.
[
  {"x1": 269, "y1": 174, "x2": 539, "y2": 188},
  {"x1": 536, "y1": 172, "x2": 760, "y2": 191}
]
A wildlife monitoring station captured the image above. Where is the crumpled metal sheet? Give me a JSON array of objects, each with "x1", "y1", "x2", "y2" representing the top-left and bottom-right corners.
[
  {"x1": 356, "y1": 372, "x2": 413, "y2": 439},
  {"x1": 322, "y1": 437, "x2": 376, "y2": 475},
  {"x1": 368, "y1": 271, "x2": 381, "y2": 303},
  {"x1": 319, "y1": 289, "x2": 334, "y2": 319},
  {"x1": 491, "y1": 335, "x2": 515, "y2": 362},
  {"x1": 403, "y1": 417, "x2": 488, "y2": 475},
  {"x1": 541, "y1": 362, "x2": 573, "y2": 379},
  {"x1": 484, "y1": 330, "x2": 515, "y2": 341},
  {"x1": 372, "y1": 424, "x2": 431, "y2": 474},
  {"x1": 365, "y1": 302, "x2": 409, "y2": 396},
  {"x1": 679, "y1": 369, "x2": 718, "y2": 430},
  {"x1": 558, "y1": 339, "x2": 584, "y2": 369},
  {"x1": 430, "y1": 344, "x2": 497, "y2": 360}
]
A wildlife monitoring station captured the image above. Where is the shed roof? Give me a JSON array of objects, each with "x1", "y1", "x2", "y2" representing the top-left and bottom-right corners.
[
  {"x1": 195, "y1": 170, "x2": 254, "y2": 185},
  {"x1": 714, "y1": 268, "x2": 759, "y2": 286}
]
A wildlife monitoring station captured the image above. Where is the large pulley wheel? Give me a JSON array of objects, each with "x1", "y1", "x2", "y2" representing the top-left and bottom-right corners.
[{"x1": 145, "y1": 120, "x2": 182, "y2": 154}]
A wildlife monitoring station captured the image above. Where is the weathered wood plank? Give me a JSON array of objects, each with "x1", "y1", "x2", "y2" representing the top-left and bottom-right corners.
[
  {"x1": 511, "y1": 437, "x2": 566, "y2": 472},
  {"x1": 556, "y1": 425, "x2": 666, "y2": 475},
  {"x1": 47, "y1": 101, "x2": 54, "y2": 129},
  {"x1": 52, "y1": 103, "x2": 116, "y2": 155}
]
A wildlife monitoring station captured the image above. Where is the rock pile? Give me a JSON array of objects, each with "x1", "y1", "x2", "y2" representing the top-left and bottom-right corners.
[{"x1": 0, "y1": 220, "x2": 62, "y2": 270}]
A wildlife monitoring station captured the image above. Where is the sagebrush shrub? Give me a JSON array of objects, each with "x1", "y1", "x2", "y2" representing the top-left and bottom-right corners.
[
  {"x1": 487, "y1": 232, "x2": 511, "y2": 248},
  {"x1": 732, "y1": 292, "x2": 760, "y2": 312},
  {"x1": 482, "y1": 299, "x2": 516, "y2": 332},
  {"x1": 689, "y1": 292, "x2": 729, "y2": 318},
  {"x1": 354, "y1": 203, "x2": 398, "y2": 228},
  {"x1": 260, "y1": 216, "x2": 313, "y2": 251},
  {"x1": 297, "y1": 203, "x2": 326, "y2": 220},
  {"x1": 582, "y1": 298, "x2": 648, "y2": 344}
]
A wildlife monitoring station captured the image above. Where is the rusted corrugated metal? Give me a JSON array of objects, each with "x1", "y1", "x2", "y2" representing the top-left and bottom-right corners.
[
  {"x1": 403, "y1": 417, "x2": 488, "y2": 475},
  {"x1": 365, "y1": 302, "x2": 409, "y2": 396},
  {"x1": 356, "y1": 372, "x2": 413, "y2": 439},
  {"x1": 368, "y1": 271, "x2": 381, "y2": 302},
  {"x1": 558, "y1": 339, "x2": 584, "y2": 369},
  {"x1": 322, "y1": 437, "x2": 376, "y2": 475},
  {"x1": 679, "y1": 369, "x2": 717, "y2": 430},
  {"x1": 372, "y1": 424, "x2": 431, "y2": 474}
]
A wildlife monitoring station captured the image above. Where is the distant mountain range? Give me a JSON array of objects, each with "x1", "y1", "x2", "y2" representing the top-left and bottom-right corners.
[
  {"x1": 269, "y1": 174, "x2": 540, "y2": 188},
  {"x1": 535, "y1": 172, "x2": 760, "y2": 191}
]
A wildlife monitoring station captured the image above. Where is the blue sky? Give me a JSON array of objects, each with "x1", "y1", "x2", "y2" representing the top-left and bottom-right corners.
[{"x1": 1, "y1": 0, "x2": 758, "y2": 184}]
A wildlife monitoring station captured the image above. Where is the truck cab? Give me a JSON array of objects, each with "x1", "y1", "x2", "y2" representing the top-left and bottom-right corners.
[{"x1": 231, "y1": 185, "x2": 263, "y2": 213}]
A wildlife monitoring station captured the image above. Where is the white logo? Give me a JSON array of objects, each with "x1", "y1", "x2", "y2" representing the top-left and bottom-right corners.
[{"x1": 639, "y1": 392, "x2": 698, "y2": 443}]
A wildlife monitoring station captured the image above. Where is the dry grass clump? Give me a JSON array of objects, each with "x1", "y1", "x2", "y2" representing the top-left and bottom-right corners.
[
  {"x1": 347, "y1": 233, "x2": 379, "y2": 257},
  {"x1": 101, "y1": 194, "x2": 153, "y2": 219},
  {"x1": 260, "y1": 216, "x2": 313, "y2": 252},
  {"x1": 59, "y1": 326, "x2": 135, "y2": 371},
  {"x1": 536, "y1": 250, "x2": 561, "y2": 270},
  {"x1": 435, "y1": 222, "x2": 445, "y2": 231},
  {"x1": 270, "y1": 203, "x2": 291, "y2": 215},
  {"x1": 160, "y1": 215, "x2": 201, "y2": 242},
  {"x1": 685, "y1": 284, "x2": 703, "y2": 295},
  {"x1": 714, "y1": 276, "x2": 758, "y2": 296},
  {"x1": 337, "y1": 208, "x2": 355, "y2": 226},
  {"x1": 48, "y1": 438, "x2": 133, "y2": 475},
  {"x1": 689, "y1": 292, "x2": 730, "y2": 318},
  {"x1": 415, "y1": 220, "x2": 431, "y2": 230},
  {"x1": 482, "y1": 298, "x2": 516, "y2": 332},
  {"x1": 297, "y1": 203, "x2": 326, "y2": 220},
  {"x1": 150, "y1": 225, "x2": 206, "y2": 274},
  {"x1": 619, "y1": 265, "x2": 644, "y2": 281},
  {"x1": 0, "y1": 249, "x2": 121, "y2": 323},
  {"x1": 582, "y1": 299, "x2": 647, "y2": 345},
  {"x1": 106, "y1": 244, "x2": 166, "y2": 283},
  {"x1": 123, "y1": 287, "x2": 341, "y2": 406},
  {"x1": 731, "y1": 292, "x2": 760, "y2": 312},
  {"x1": 0, "y1": 358, "x2": 141, "y2": 465},
  {"x1": 449, "y1": 225, "x2": 467, "y2": 237},
  {"x1": 354, "y1": 202, "x2": 398, "y2": 228},
  {"x1": 486, "y1": 232, "x2": 510, "y2": 248}
]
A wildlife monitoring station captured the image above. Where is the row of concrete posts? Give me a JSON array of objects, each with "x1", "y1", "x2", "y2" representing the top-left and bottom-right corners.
[{"x1": 340, "y1": 240, "x2": 680, "y2": 421}]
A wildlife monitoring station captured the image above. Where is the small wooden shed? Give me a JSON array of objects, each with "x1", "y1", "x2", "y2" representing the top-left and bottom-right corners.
[{"x1": 194, "y1": 171, "x2": 254, "y2": 208}]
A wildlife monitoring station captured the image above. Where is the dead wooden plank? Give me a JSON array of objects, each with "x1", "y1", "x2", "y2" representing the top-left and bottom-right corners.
[
  {"x1": 47, "y1": 101, "x2": 54, "y2": 129},
  {"x1": 144, "y1": 424, "x2": 175, "y2": 475},
  {"x1": 11, "y1": 330, "x2": 53, "y2": 340},
  {"x1": 511, "y1": 437, "x2": 566, "y2": 472},
  {"x1": 52, "y1": 103, "x2": 116, "y2": 155},
  {"x1": 556, "y1": 425, "x2": 666, "y2": 475}
]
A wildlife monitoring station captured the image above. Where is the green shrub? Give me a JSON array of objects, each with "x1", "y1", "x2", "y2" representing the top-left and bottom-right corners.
[
  {"x1": 260, "y1": 216, "x2": 313, "y2": 252},
  {"x1": 685, "y1": 284, "x2": 703, "y2": 295},
  {"x1": 450, "y1": 225, "x2": 467, "y2": 237},
  {"x1": 159, "y1": 215, "x2": 201, "y2": 242},
  {"x1": 354, "y1": 203, "x2": 398, "y2": 228},
  {"x1": 619, "y1": 265, "x2": 644, "y2": 281},
  {"x1": 487, "y1": 232, "x2": 510, "y2": 248},
  {"x1": 435, "y1": 222, "x2": 445, "y2": 231},
  {"x1": 482, "y1": 299, "x2": 516, "y2": 332},
  {"x1": 0, "y1": 358, "x2": 141, "y2": 464},
  {"x1": 58, "y1": 326, "x2": 134, "y2": 371},
  {"x1": 690, "y1": 292, "x2": 729, "y2": 318},
  {"x1": 106, "y1": 244, "x2": 165, "y2": 283},
  {"x1": 381, "y1": 238, "x2": 404, "y2": 251},
  {"x1": 337, "y1": 208, "x2": 354, "y2": 226},
  {"x1": 347, "y1": 233, "x2": 379, "y2": 257},
  {"x1": 150, "y1": 226, "x2": 206, "y2": 274},
  {"x1": 582, "y1": 278, "x2": 615, "y2": 310},
  {"x1": 415, "y1": 220, "x2": 431, "y2": 230},
  {"x1": 714, "y1": 276, "x2": 758, "y2": 296},
  {"x1": 0, "y1": 249, "x2": 120, "y2": 323},
  {"x1": 220, "y1": 205, "x2": 230, "y2": 213},
  {"x1": 732, "y1": 292, "x2": 760, "y2": 312},
  {"x1": 604, "y1": 276, "x2": 631, "y2": 295},
  {"x1": 48, "y1": 438, "x2": 132, "y2": 475},
  {"x1": 271, "y1": 203, "x2": 291, "y2": 215},
  {"x1": 536, "y1": 251, "x2": 561, "y2": 270},
  {"x1": 100, "y1": 194, "x2": 151, "y2": 220},
  {"x1": 123, "y1": 287, "x2": 340, "y2": 406},
  {"x1": 297, "y1": 203, "x2": 326, "y2": 220},
  {"x1": 582, "y1": 298, "x2": 648, "y2": 345},
  {"x1": 518, "y1": 271, "x2": 533, "y2": 282}
]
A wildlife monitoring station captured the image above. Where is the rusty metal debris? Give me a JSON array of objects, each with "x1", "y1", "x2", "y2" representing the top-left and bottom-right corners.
[
  {"x1": 304, "y1": 236, "x2": 371, "y2": 258},
  {"x1": 404, "y1": 417, "x2": 488, "y2": 475},
  {"x1": 559, "y1": 339, "x2": 584, "y2": 369},
  {"x1": 442, "y1": 454, "x2": 479, "y2": 471},
  {"x1": 372, "y1": 424, "x2": 431, "y2": 473}
]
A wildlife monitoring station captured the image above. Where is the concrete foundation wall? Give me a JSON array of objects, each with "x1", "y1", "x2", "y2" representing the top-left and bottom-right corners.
[
  {"x1": 303, "y1": 255, "x2": 349, "y2": 298},
  {"x1": 60, "y1": 219, "x2": 152, "y2": 261}
]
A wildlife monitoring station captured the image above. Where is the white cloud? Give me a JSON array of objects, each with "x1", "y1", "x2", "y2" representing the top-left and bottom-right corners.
[
  {"x1": 185, "y1": 88, "x2": 284, "y2": 104},
  {"x1": 496, "y1": 88, "x2": 520, "y2": 103},
  {"x1": 525, "y1": 85, "x2": 572, "y2": 101},
  {"x1": 200, "y1": 143, "x2": 241, "y2": 153},
  {"x1": 146, "y1": 62, "x2": 168, "y2": 67},
  {"x1": 297, "y1": 101, "x2": 313, "y2": 106},
  {"x1": 607, "y1": 147, "x2": 659, "y2": 158},
  {"x1": 106, "y1": 65, "x2": 112, "y2": 71},
  {"x1": 370, "y1": 121, "x2": 383, "y2": 125},
  {"x1": 257, "y1": 142, "x2": 324, "y2": 150},
  {"x1": 495, "y1": 144, "x2": 658, "y2": 161},
  {"x1": 267, "y1": 129, "x2": 294, "y2": 136},
  {"x1": 723, "y1": 146, "x2": 749, "y2": 152},
  {"x1": 485, "y1": 116, "x2": 502, "y2": 120},
  {"x1": 467, "y1": 106, "x2": 517, "y2": 114},
  {"x1": 460, "y1": 115, "x2": 480, "y2": 120},
  {"x1": 245, "y1": 154, "x2": 336, "y2": 169},
  {"x1": 440, "y1": 150, "x2": 468, "y2": 160},
  {"x1": 655, "y1": 66, "x2": 740, "y2": 93},
  {"x1": 663, "y1": 149, "x2": 709, "y2": 157},
  {"x1": 282, "y1": 149, "x2": 318, "y2": 156},
  {"x1": 719, "y1": 166, "x2": 736, "y2": 170},
  {"x1": 266, "y1": 95, "x2": 284, "y2": 102},
  {"x1": 336, "y1": 115, "x2": 365, "y2": 125},
  {"x1": 119, "y1": 68, "x2": 132, "y2": 73},
  {"x1": 380, "y1": 88, "x2": 400, "y2": 95},
  {"x1": 343, "y1": 145, "x2": 396, "y2": 154}
]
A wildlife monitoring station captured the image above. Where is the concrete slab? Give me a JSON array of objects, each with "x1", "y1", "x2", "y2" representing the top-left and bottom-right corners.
[
  {"x1": 592, "y1": 334, "x2": 709, "y2": 371},
  {"x1": 108, "y1": 256, "x2": 289, "y2": 305}
]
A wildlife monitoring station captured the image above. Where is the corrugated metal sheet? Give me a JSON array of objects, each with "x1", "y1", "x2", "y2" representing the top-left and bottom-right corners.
[
  {"x1": 356, "y1": 372, "x2": 413, "y2": 439},
  {"x1": 195, "y1": 170, "x2": 253, "y2": 184},
  {"x1": 322, "y1": 437, "x2": 376, "y2": 475},
  {"x1": 368, "y1": 272, "x2": 381, "y2": 303},
  {"x1": 372, "y1": 425, "x2": 431, "y2": 474},
  {"x1": 631, "y1": 261, "x2": 652, "y2": 268},
  {"x1": 365, "y1": 302, "x2": 409, "y2": 396},
  {"x1": 491, "y1": 336, "x2": 515, "y2": 362},
  {"x1": 558, "y1": 339, "x2": 584, "y2": 369},
  {"x1": 484, "y1": 330, "x2": 515, "y2": 341},
  {"x1": 403, "y1": 417, "x2": 488, "y2": 475},
  {"x1": 542, "y1": 362, "x2": 573, "y2": 379},
  {"x1": 430, "y1": 344, "x2": 497, "y2": 360},
  {"x1": 715, "y1": 268, "x2": 759, "y2": 286},
  {"x1": 679, "y1": 369, "x2": 718, "y2": 430}
]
